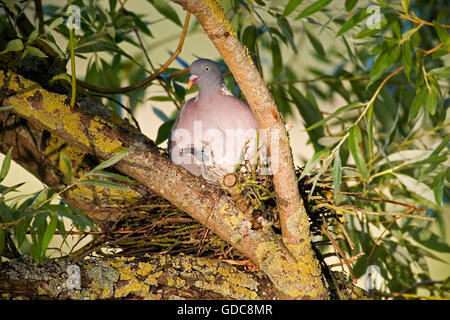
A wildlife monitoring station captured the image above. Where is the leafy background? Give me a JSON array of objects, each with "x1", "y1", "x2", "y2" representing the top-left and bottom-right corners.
[{"x1": 0, "y1": 0, "x2": 449, "y2": 298}]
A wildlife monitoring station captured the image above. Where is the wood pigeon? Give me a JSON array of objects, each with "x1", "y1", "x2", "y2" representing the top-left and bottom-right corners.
[{"x1": 168, "y1": 59, "x2": 259, "y2": 183}]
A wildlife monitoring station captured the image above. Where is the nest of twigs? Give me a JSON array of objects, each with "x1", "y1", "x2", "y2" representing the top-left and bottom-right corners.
[{"x1": 74, "y1": 167, "x2": 345, "y2": 265}]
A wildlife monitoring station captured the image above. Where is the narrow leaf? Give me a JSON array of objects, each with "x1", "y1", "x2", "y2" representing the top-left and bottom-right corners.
[
  {"x1": 0, "y1": 182, "x2": 26, "y2": 196},
  {"x1": 271, "y1": 39, "x2": 283, "y2": 77},
  {"x1": 295, "y1": 0, "x2": 331, "y2": 20},
  {"x1": 345, "y1": 0, "x2": 358, "y2": 11},
  {"x1": 242, "y1": 25, "x2": 258, "y2": 53},
  {"x1": 289, "y1": 86, "x2": 324, "y2": 150},
  {"x1": 16, "y1": 216, "x2": 33, "y2": 249},
  {"x1": 148, "y1": 96, "x2": 175, "y2": 102},
  {"x1": 50, "y1": 73, "x2": 71, "y2": 84},
  {"x1": 79, "y1": 179, "x2": 135, "y2": 192},
  {"x1": 0, "y1": 105, "x2": 17, "y2": 112},
  {"x1": 336, "y1": 9, "x2": 370, "y2": 37},
  {"x1": 377, "y1": 150, "x2": 432, "y2": 166},
  {"x1": 305, "y1": 27, "x2": 325, "y2": 57},
  {"x1": 277, "y1": 17, "x2": 297, "y2": 53},
  {"x1": 432, "y1": 170, "x2": 445, "y2": 206},
  {"x1": 88, "y1": 148, "x2": 130, "y2": 173},
  {"x1": 412, "y1": 229, "x2": 450, "y2": 252},
  {"x1": 39, "y1": 38, "x2": 65, "y2": 58},
  {"x1": 317, "y1": 136, "x2": 342, "y2": 147},
  {"x1": 333, "y1": 152, "x2": 342, "y2": 202},
  {"x1": 401, "y1": 0, "x2": 410, "y2": 13},
  {"x1": 155, "y1": 119, "x2": 175, "y2": 145},
  {"x1": 402, "y1": 40, "x2": 412, "y2": 80},
  {"x1": 5, "y1": 39, "x2": 24, "y2": 52},
  {"x1": 426, "y1": 86, "x2": 437, "y2": 116},
  {"x1": 299, "y1": 149, "x2": 330, "y2": 181},
  {"x1": 306, "y1": 102, "x2": 364, "y2": 131},
  {"x1": 283, "y1": 0, "x2": 304, "y2": 16},
  {"x1": 368, "y1": 46, "x2": 401, "y2": 87},
  {"x1": 47, "y1": 17, "x2": 64, "y2": 31},
  {"x1": 28, "y1": 29, "x2": 39, "y2": 43},
  {"x1": 367, "y1": 103, "x2": 374, "y2": 161},
  {"x1": 88, "y1": 171, "x2": 134, "y2": 184},
  {"x1": 0, "y1": 147, "x2": 13, "y2": 183},
  {"x1": 39, "y1": 214, "x2": 58, "y2": 258},
  {"x1": 396, "y1": 173, "x2": 436, "y2": 204},
  {"x1": 60, "y1": 153, "x2": 72, "y2": 183},
  {"x1": 147, "y1": 0, "x2": 182, "y2": 26},
  {"x1": 49, "y1": 205, "x2": 95, "y2": 230},
  {"x1": 348, "y1": 126, "x2": 369, "y2": 180},
  {"x1": 429, "y1": 66, "x2": 450, "y2": 79},
  {"x1": 408, "y1": 86, "x2": 427, "y2": 122},
  {"x1": 433, "y1": 21, "x2": 450, "y2": 52},
  {"x1": 25, "y1": 46, "x2": 47, "y2": 58},
  {"x1": 30, "y1": 189, "x2": 49, "y2": 209}
]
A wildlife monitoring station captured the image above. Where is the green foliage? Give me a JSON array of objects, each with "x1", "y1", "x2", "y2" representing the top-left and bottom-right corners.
[
  {"x1": 224, "y1": 0, "x2": 449, "y2": 298},
  {"x1": 0, "y1": 147, "x2": 133, "y2": 264},
  {"x1": 0, "y1": 150, "x2": 95, "y2": 264},
  {"x1": 0, "y1": 0, "x2": 449, "y2": 298}
]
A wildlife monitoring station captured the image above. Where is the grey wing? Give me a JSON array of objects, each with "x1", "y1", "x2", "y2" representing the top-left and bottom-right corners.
[{"x1": 168, "y1": 99, "x2": 191, "y2": 156}]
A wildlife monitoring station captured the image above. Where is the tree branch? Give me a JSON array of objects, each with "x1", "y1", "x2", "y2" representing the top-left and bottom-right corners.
[{"x1": 0, "y1": 255, "x2": 276, "y2": 299}]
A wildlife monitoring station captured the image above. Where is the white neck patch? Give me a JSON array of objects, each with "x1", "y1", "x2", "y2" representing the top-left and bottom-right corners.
[{"x1": 220, "y1": 85, "x2": 233, "y2": 96}]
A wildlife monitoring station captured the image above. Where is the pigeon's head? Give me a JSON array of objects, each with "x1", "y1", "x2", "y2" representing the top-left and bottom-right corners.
[{"x1": 187, "y1": 59, "x2": 224, "y2": 92}]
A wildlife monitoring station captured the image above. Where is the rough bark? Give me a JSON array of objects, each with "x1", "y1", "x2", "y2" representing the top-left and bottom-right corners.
[
  {"x1": 0, "y1": 255, "x2": 276, "y2": 299},
  {"x1": 171, "y1": 0, "x2": 327, "y2": 298}
]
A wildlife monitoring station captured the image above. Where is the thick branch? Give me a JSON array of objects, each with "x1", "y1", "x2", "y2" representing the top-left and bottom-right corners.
[
  {"x1": 0, "y1": 111, "x2": 144, "y2": 222},
  {"x1": 0, "y1": 255, "x2": 276, "y2": 299}
]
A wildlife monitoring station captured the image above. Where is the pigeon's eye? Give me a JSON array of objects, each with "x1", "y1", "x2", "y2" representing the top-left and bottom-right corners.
[{"x1": 205, "y1": 66, "x2": 210, "y2": 72}]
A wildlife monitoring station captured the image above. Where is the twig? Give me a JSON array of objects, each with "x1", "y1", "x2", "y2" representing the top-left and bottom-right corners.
[
  {"x1": 314, "y1": 202, "x2": 433, "y2": 221},
  {"x1": 396, "y1": 11, "x2": 450, "y2": 29},
  {"x1": 328, "y1": 252, "x2": 365, "y2": 268},
  {"x1": 367, "y1": 207, "x2": 413, "y2": 263},
  {"x1": 353, "y1": 196, "x2": 426, "y2": 213},
  {"x1": 76, "y1": 12, "x2": 191, "y2": 94},
  {"x1": 321, "y1": 217, "x2": 358, "y2": 284},
  {"x1": 268, "y1": 75, "x2": 367, "y2": 86},
  {"x1": 371, "y1": 0, "x2": 450, "y2": 29},
  {"x1": 396, "y1": 279, "x2": 443, "y2": 294},
  {"x1": 118, "y1": 0, "x2": 181, "y2": 109},
  {"x1": 33, "y1": 0, "x2": 44, "y2": 34},
  {"x1": 339, "y1": 224, "x2": 355, "y2": 250},
  {"x1": 68, "y1": 0, "x2": 76, "y2": 107}
]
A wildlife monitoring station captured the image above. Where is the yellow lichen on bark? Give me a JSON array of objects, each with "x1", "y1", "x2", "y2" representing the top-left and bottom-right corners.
[
  {"x1": 44, "y1": 134, "x2": 85, "y2": 178},
  {"x1": 89, "y1": 117, "x2": 125, "y2": 154},
  {"x1": 197, "y1": 0, "x2": 253, "y2": 66},
  {"x1": 203, "y1": 0, "x2": 236, "y2": 38},
  {"x1": 1, "y1": 70, "x2": 126, "y2": 156},
  {"x1": 255, "y1": 240, "x2": 326, "y2": 299}
]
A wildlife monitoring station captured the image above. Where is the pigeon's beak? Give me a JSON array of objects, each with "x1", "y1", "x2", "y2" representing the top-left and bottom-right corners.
[{"x1": 187, "y1": 75, "x2": 199, "y2": 90}]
